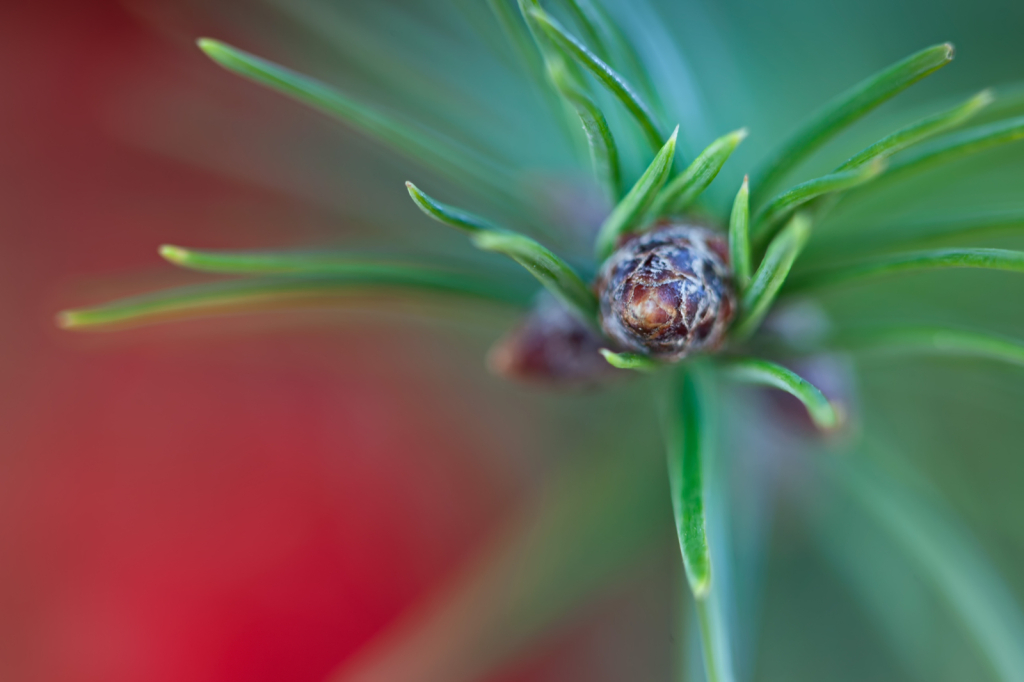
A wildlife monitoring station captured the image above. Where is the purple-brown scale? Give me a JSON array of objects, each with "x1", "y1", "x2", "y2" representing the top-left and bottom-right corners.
[
  {"x1": 595, "y1": 223, "x2": 736, "y2": 361},
  {"x1": 488, "y1": 293, "x2": 622, "y2": 385}
]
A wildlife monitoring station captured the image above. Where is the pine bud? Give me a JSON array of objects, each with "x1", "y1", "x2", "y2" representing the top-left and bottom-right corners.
[
  {"x1": 595, "y1": 223, "x2": 736, "y2": 361},
  {"x1": 488, "y1": 294, "x2": 622, "y2": 385}
]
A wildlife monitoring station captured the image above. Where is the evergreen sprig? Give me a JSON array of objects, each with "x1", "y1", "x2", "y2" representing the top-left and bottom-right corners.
[{"x1": 56, "y1": 11, "x2": 1024, "y2": 682}]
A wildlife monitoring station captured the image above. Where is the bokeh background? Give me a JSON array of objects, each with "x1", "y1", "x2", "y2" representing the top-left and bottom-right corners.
[
  {"x1": 0, "y1": 2, "x2": 526, "y2": 680},
  {"x1": 2, "y1": 0, "x2": 1024, "y2": 681}
]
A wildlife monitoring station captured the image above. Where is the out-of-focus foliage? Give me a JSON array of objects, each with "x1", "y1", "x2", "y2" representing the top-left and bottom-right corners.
[{"x1": 11, "y1": 0, "x2": 1024, "y2": 680}]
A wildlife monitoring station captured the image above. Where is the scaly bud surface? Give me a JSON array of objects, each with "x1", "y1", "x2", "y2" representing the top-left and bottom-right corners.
[{"x1": 595, "y1": 223, "x2": 736, "y2": 360}]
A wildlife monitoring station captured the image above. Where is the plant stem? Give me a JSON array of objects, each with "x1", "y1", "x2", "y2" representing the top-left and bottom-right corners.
[{"x1": 695, "y1": 594, "x2": 726, "y2": 682}]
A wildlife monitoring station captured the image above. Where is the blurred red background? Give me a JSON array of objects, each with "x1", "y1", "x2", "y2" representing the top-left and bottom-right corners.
[{"x1": 0, "y1": 2, "x2": 528, "y2": 680}]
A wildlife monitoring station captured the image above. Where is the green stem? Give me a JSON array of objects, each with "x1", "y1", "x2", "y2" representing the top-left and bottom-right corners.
[
  {"x1": 595, "y1": 127, "x2": 679, "y2": 259},
  {"x1": 197, "y1": 39, "x2": 510, "y2": 198},
  {"x1": 728, "y1": 176, "x2": 752, "y2": 292},
  {"x1": 751, "y1": 43, "x2": 954, "y2": 203},
  {"x1": 528, "y1": 6, "x2": 664, "y2": 151},
  {"x1": 732, "y1": 213, "x2": 812, "y2": 341},
  {"x1": 722, "y1": 358, "x2": 840, "y2": 431},
  {"x1": 785, "y1": 248, "x2": 1024, "y2": 293},
  {"x1": 835, "y1": 89, "x2": 992, "y2": 171},
  {"x1": 649, "y1": 128, "x2": 748, "y2": 217},
  {"x1": 752, "y1": 159, "x2": 884, "y2": 250},
  {"x1": 407, "y1": 182, "x2": 599, "y2": 325},
  {"x1": 695, "y1": 595, "x2": 725, "y2": 682},
  {"x1": 57, "y1": 270, "x2": 526, "y2": 331},
  {"x1": 826, "y1": 326, "x2": 1024, "y2": 368},
  {"x1": 599, "y1": 349, "x2": 659, "y2": 371}
]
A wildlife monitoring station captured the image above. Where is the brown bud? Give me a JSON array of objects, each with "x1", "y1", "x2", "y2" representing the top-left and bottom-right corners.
[
  {"x1": 595, "y1": 223, "x2": 735, "y2": 360},
  {"x1": 488, "y1": 294, "x2": 621, "y2": 386}
]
